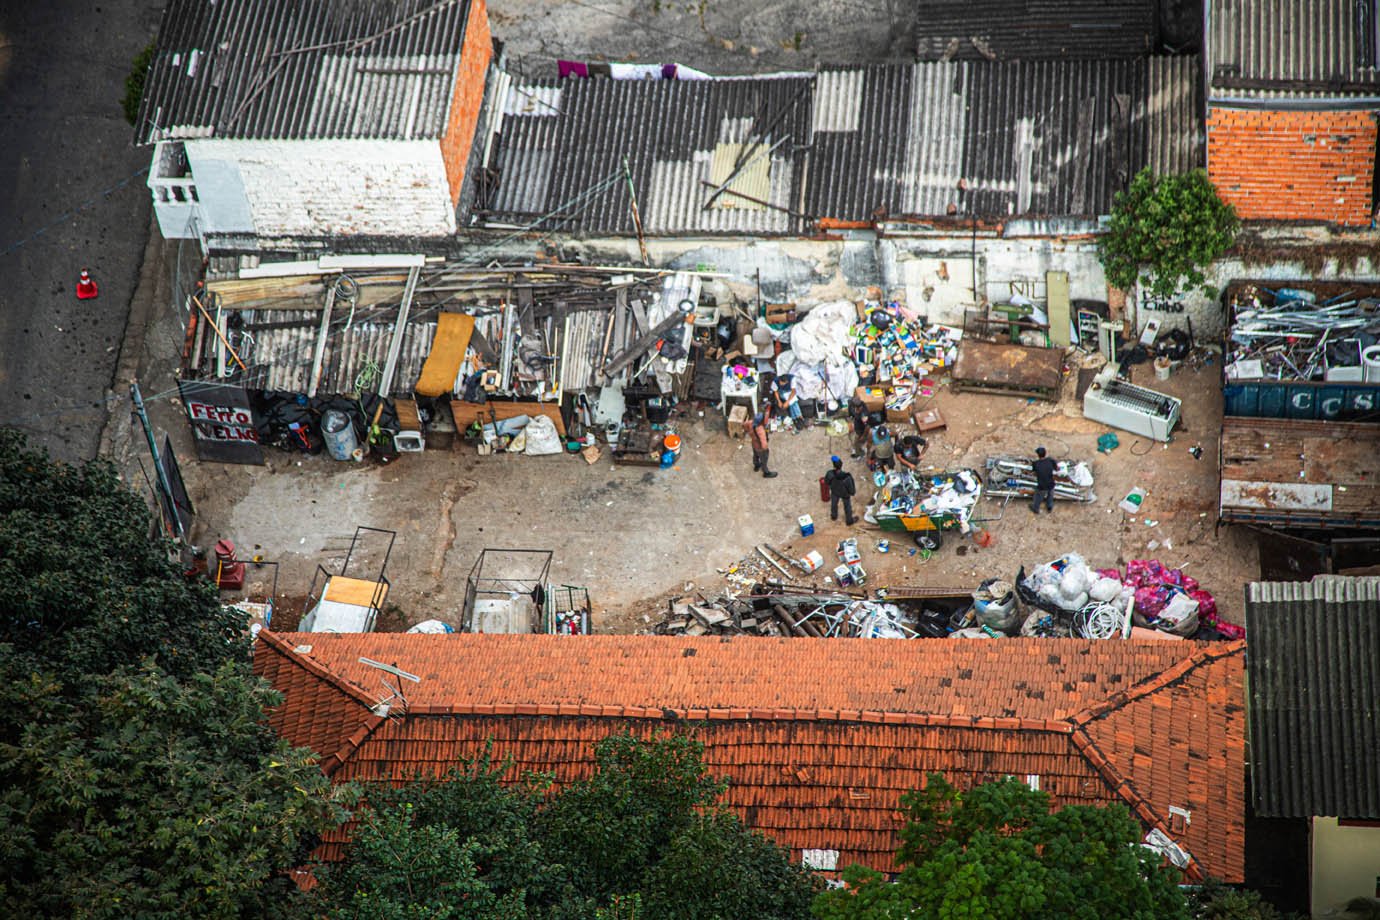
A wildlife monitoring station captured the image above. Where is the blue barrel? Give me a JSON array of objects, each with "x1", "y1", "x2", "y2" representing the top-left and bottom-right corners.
[{"x1": 321, "y1": 410, "x2": 358, "y2": 461}]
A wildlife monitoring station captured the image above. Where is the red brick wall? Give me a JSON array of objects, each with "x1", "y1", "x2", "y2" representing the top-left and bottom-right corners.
[
  {"x1": 439, "y1": 0, "x2": 493, "y2": 208},
  {"x1": 1206, "y1": 107, "x2": 1378, "y2": 226}
]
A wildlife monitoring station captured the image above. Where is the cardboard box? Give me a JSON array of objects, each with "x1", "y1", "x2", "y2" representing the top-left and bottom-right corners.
[
  {"x1": 855, "y1": 386, "x2": 887, "y2": 412},
  {"x1": 885, "y1": 406, "x2": 913, "y2": 424},
  {"x1": 727, "y1": 404, "x2": 749, "y2": 438},
  {"x1": 912, "y1": 406, "x2": 947, "y2": 432}
]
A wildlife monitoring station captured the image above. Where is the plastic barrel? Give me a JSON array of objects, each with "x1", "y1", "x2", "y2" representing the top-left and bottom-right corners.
[{"x1": 321, "y1": 410, "x2": 358, "y2": 461}]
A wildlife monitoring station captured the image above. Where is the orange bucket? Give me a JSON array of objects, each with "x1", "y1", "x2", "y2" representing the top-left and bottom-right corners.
[{"x1": 663, "y1": 434, "x2": 682, "y2": 453}]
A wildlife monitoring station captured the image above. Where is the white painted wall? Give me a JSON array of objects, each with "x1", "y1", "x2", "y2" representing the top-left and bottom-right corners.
[
  {"x1": 166, "y1": 138, "x2": 455, "y2": 241},
  {"x1": 1311, "y1": 817, "x2": 1380, "y2": 917}
]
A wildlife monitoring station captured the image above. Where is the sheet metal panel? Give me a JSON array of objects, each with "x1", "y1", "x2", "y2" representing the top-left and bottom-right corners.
[
  {"x1": 1245, "y1": 576, "x2": 1380, "y2": 818},
  {"x1": 1223, "y1": 381, "x2": 1380, "y2": 422},
  {"x1": 486, "y1": 76, "x2": 811, "y2": 234},
  {"x1": 1208, "y1": 0, "x2": 1379, "y2": 96},
  {"x1": 138, "y1": 0, "x2": 471, "y2": 143}
]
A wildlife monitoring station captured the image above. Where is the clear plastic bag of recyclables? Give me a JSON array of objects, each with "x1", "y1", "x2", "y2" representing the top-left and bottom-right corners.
[{"x1": 972, "y1": 578, "x2": 1020, "y2": 634}]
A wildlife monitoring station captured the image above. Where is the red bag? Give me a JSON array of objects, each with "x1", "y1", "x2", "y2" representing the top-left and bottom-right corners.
[{"x1": 819, "y1": 476, "x2": 830, "y2": 502}]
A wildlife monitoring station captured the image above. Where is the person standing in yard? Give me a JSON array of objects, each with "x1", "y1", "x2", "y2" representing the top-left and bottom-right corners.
[
  {"x1": 748, "y1": 413, "x2": 778, "y2": 478},
  {"x1": 1030, "y1": 446, "x2": 1056, "y2": 514},
  {"x1": 847, "y1": 396, "x2": 871, "y2": 459},
  {"x1": 870, "y1": 425, "x2": 895, "y2": 471},
  {"x1": 823, "y1": 456, "x2": 857, "y2": 525}
]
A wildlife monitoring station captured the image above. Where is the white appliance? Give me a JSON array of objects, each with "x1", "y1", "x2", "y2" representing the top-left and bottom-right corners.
[{"x1": 1082, "y1": 363, "x2": 1182, "y2": 442}]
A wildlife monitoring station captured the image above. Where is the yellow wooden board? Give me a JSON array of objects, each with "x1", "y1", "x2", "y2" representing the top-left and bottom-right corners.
[
  {"x1": 324, "y1": 576, "x2": 388, "y2": 608},
  {"x1": 415, "y1": 312, "x2": 475, "y2": 397},
  {"x1": 452, "y1": 400, "x2": 567, "y2": 437}
]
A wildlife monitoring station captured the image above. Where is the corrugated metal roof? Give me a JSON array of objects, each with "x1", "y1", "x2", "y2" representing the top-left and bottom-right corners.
[
  {"x1": 137, "y1": 0, "x2": 473, "y2": 144},
  {"x1": 914, "y1": 1, "x2": 1157, "y2": 61},
  {"x1": 1207, "y1": 0, "x2": 1380, "y2": 98},
  {"x1": 482, "y1": 76, "x2": 813, "y2": 234},
  {"x1": 1245, "y1": 576, "x2": 1380, "y2": 818},
  {"x1": 240, "y1": 310, "x2": 439, "y2": 398},
  {"x1": 808, "y1": 59, "x2": 1202, "y2": 221}
]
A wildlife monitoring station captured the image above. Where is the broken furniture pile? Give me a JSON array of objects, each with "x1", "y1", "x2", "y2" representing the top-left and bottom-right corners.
[
  {"x1": 1226, "y1": 285, "x2": 1380, "y2": 383},
  {"x1": 984, "y1": 455, "x2": 1096, "y2": 504}
]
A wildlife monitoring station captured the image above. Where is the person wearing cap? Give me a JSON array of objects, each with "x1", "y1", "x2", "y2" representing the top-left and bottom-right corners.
[
  {"x1": 747, "y1": 412, "x2": 778, "y2": 478},
  {"x1": 1030, "y1": 446, "x2": 1056, "y2": 514},
  {"x1": 822, "y1": 456, "x2": 857, "y2": 525},
  {"x1": 870, "y1": 424, "x2": 895, "y2": 471}
]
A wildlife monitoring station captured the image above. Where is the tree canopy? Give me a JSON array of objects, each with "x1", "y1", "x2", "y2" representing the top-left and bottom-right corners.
[
  {"x1": 812, "y1": 774, "x2": 1190, "y2": 920},
  {"x1": 0, "y1": 433, "x2": 343, "y2": 918},
  {"x1": 0, "y1": 430, "x2": 245, "y2": 681},
  {"x1": 1097, "y1": 168, "x2": 1240, "y2": 300}
]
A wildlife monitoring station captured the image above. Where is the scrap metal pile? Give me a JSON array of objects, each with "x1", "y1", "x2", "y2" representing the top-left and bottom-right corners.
[
  {"x1": 656, "y1": 586, "x2": 927, "y2": 639},
  {"x1": 1226, "y1": 285, "x2": 1380, "y2": 382},
  {"x1": 984, "y1": 455, "x2": 1096, "y2": 503}
]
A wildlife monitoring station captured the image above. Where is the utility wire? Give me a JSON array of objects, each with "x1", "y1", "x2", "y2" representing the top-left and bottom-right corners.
[{"x1": 0, "y1": 167, "x2": 151, "y2": 259}]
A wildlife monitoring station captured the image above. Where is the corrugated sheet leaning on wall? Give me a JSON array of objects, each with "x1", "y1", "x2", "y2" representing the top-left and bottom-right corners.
[{"x1": 479, "y1": 57, "x2": 1201, "y2": 232}]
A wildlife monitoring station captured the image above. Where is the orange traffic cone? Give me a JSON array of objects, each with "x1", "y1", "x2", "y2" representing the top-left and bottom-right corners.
[{"x1": 76, "y1": 269, "x2": 99, "y2": 300}]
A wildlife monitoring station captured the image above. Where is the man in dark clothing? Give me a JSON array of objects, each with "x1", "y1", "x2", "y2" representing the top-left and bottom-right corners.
[
  {"x1": 823, "y1": 456, "x2": 857, "y2": 524},
  {"x1": 847, "y1": 396, "x2": 870, "y2": 459},
  {"x1": 748, "y1": 413, "x2": 778, "y2": 478},
  {"x1": 1030, "y1": 446, "x2": 1056, "y2": 514}
]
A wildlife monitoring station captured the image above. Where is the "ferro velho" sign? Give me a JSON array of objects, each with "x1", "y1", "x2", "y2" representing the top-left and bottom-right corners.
[
  {"x1": 186, "y1": 400, "x2": 259, "y2": 441},
  {"x1": 177, "y1": 379, "x2": 264, "y2": 464}
]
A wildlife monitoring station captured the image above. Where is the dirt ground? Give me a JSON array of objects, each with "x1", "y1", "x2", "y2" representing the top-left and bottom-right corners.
[
  {"x1": 151, "y1": 337, "x2": 1253, "y2": 635},
  {"x1": 488, "y1": 0, "x2": 913, "y2": 76}
]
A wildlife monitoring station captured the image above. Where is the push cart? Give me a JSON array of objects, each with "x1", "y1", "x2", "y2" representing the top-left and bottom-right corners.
[{"x1": 868, "y1": 468, "x2": 985, "y2": 552}]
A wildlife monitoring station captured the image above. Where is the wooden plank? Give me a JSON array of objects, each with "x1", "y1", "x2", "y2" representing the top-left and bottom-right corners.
[
  {"x1": 1046, "y1": 270, "x2": 1071, "y2": 347},
  {"x1": 451, "y1": 400, "x2": 566, "y2": 437},
  {"x1": 415, "y1": 312, "x2": 475, "y2": 397}
]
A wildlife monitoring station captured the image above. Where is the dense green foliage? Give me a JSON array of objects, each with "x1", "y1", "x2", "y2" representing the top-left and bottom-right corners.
[
  {"x1": 313, "y1": 734, "x2": 820, "y2": 920},
  {"x1": 0, "y1": 434, "x2": 344, "y2": 918},
  {"x1": 123, "y1": 41, "x2": 156, "y2": 126},
  {"x1": 1098, "y1": 168, "x2": 1240, "y2": 300},
  {"x1": 812, "y1": 774, "x2": 1190, "y2": 920},
  {"x1": 1188, "y1": 879, "x2": 1301, "y2": 920},
  {"x1": 0, "y1": 430, "x2": 245, "y2": 680}
]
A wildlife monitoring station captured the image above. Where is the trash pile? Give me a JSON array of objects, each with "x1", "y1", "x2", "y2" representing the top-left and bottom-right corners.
[
  {"x1": 850, "y1": 302, "x2": 961, "y2": 416},
  {"x1": 1015, "y1": 554, "x2": 1239, "y2": 640},
  {"x1": 1226, "y1": 285, "x2": 1380, "y2": 382},
  {"x1": 984, "y1": 455, "x2": 1096, "y2": 503}
]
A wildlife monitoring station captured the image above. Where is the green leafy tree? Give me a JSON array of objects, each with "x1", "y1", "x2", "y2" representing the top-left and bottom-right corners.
[
  {"x1": 1188, "y1": 878, "x2": 1300, "y2": 920},
  {"x1": 313, "y1": 801, "x2": 526, "y2": 920},
  {"x1": 535, "y1": 732, "x2": 725, "y2": 901},
  {"x1": 0, "y1": 655, "x2": 345, "y2": 919},
  {"x1": 642, "y1": 811, "x2": 820, "y2": 920},
  {"x1": 123, "y1": 41, "x2": 156, "y2": 126},
  {"x1": 1098, "y1": 168, "x2": 1240, "y2": 300},
  {"x1": 0, "y1": 431, "x2": 246, "y2": 681},
  {"x1": 315, "y1": 750, "x2": 563, "y2": 917},
  {"x1": 813, "y1": 774, "x2": 1190, "y2": 920}
]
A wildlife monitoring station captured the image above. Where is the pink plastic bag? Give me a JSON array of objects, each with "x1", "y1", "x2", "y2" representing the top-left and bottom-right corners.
[
  {"x1": 1189, "y1": 589, "x2": 1217, "y2": 620},
  {"x1": 1134, "y1": 585, "x2": 1170, "y2": 617},
  {"x1": 1181, "y1": 575, "x2": 1200, "y2": 593}
]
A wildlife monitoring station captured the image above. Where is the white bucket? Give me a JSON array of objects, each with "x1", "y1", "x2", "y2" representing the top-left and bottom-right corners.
[
  {"x1": 1362, "y1": 345, "x2": 1380, "y2": 383},
  {"x1": 1154, "y1": 356, "x2": 1172, "y2": 380}
]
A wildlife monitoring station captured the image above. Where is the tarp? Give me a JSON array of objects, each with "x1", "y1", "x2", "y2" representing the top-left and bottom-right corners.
[{"x1": 415, "y1": 312, "x2": 474, "y2": 397}]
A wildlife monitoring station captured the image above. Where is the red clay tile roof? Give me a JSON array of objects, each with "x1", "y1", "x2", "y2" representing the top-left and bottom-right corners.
[
  {"x1": 254, "y1": 632, "x2": 1246, "y2": 882},
  {"x1": 1207, "y1": 108, "x2": 1377, "y2": 226}
]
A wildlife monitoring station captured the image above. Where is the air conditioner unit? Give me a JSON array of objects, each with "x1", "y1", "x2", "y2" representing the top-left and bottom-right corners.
[{"x1": 1082, "y1": 363, "x2": 1181, "y2": 442}]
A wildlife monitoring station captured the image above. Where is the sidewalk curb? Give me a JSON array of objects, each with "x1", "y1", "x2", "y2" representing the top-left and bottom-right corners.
[{"x1": 97, "y1": 215, "x2": 167, "y2": 465}]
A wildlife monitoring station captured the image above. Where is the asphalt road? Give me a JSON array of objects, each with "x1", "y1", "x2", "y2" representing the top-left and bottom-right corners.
[{"x1": 0, "y1": 1, "x2": 163, "y2": 462}]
